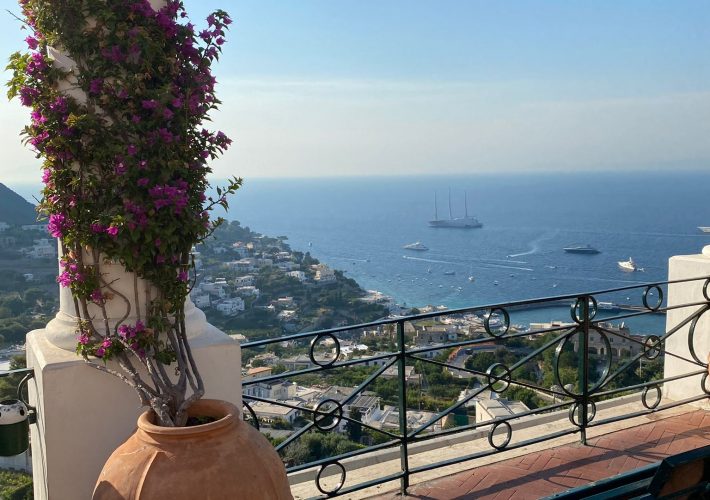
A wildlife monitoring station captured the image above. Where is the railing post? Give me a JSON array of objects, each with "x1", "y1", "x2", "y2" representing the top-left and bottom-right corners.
[
  {"x1": 579, "y1": 296, "x2": 590, "y2": 445},
  {"x1": 397, "y1": 320, "x2": 410, "y2": 495}
]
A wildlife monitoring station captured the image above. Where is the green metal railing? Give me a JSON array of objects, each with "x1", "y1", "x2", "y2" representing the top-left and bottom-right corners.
[{"x1": 241, "y1": 276, "x2": 710, "y2": 498}]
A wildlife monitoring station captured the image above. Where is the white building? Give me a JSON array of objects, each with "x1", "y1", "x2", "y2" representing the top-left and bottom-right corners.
[
  {"x1": 214, "y1": 297, "x2": 245, "y2": 316},
  {"x1": 26, "y1": 239, "x2": 56, "y2": 259},
  {"x1": 276, "y1": 261, "x2": 298, "y2": 272},
  {"x1": 475, "y1": 398, "x2": 530, "y2": 423},
  {"x1": 313, "y1": 264, "x2": 336, "y2": 284},
  {"x1": 234, "y1": 275, "x2": 256, "y2": 287},
  {"x1": 191, "y1": 294, "x2": 210, "y2": 309},
  {"x1": 287, "y1": 271, "x2": 307, "y2": 282},
  {"x1": 277, "y1": 310, "x2": 297, "y2": 321},
  {"x1": 21, "y1": 224, "x2": 47, "y2": 231},
  {"x1": 200, "y1": 278, "x2": 229, "y2": 299},
  {"x1": 251, "y1": 352, "x2": 280, "y2": 366},
  {"x1": 231, "y1": 243, "x2": 250, "y2": 257},
  {"x1": 236, "y1": 286, "x2": 260, "y2": 298},
  {"x1": 250, "y1": 400, "x2": 302, "y2": 425},
  {"x1": 0, "y1": 222, "x2": 9, "y2": 232},
  {"x1": 275, "y1": 297, "x2": 295, "y2": 308},
  {"x1": 244, "y1": 381, "x2": 297, "y2": 401}
]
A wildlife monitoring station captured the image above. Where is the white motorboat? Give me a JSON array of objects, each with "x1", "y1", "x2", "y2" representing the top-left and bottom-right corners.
[
  {"x1": 618, "y1": 257, "x2": 637, "y2": 272},
  {"x1": 403, "y1": 241, "x2": 429, "y2": 251}
]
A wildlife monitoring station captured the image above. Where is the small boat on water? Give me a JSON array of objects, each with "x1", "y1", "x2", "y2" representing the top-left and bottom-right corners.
[
  {"x1": 699, "y1": 227, "x2": 710, "y2": 234},
  {"x1": 618, "y1": 257, "x2": 638, "y2": 272},
  {"x1": 443, "y1": 270, "x2": 456, "y2": 276},
  {"x1": 468, "y1": 275, "x2": 475, "y2": 282},
  {"x1": 403, "y1": 241, "x2": 429, "y2": 251},
  {"x1": 564, "y1": 244, "x2": 600, "y2": 254}
]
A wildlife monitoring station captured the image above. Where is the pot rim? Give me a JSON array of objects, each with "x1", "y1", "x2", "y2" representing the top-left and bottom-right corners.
[{"x1": 138, "y1": 398, "x2": 239, "y2": 437}]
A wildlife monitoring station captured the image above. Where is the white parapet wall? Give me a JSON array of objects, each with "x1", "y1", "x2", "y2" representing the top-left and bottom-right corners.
[
  {"x1": 26, "y1": 249, "x2": 242, "y2": 499},
  {"x1": 663, "y1": 246, "x2": 710, "y2": 406},
  {"x1": 27, "y1": 324, "x2": 241, "y2": 500}
]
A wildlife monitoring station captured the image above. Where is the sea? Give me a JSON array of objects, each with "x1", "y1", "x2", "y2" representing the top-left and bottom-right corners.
[
  {"x1": 224, "y1": 170, "x2": 710, "y2": 335},
  {"x1": 7, "y1": 170, "x2": 710, "y2": 340}
]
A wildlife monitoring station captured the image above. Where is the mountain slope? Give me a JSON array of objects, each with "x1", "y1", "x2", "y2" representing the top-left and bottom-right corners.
[{"x1": 0, "y1": 183, "x2": 38, "y2": 225}]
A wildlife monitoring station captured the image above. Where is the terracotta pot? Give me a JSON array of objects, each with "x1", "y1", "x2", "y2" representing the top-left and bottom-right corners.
[{"x1": 93, "y1": 399, "x2": 292, "y2": 499}]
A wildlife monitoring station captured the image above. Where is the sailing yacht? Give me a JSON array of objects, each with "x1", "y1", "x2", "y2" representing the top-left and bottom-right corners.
[{"x1": 428, "y1": 189, "x2": 482, "y2": 228}]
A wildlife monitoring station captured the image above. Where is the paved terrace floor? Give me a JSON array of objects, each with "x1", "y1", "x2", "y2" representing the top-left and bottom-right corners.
[{"x1": 370, "y1": 409, "x2": 710, "y2": 500}]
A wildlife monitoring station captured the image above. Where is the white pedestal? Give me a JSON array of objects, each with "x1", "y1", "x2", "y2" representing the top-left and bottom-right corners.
[
  {"x1": 27, "y1": 324, "x2": 241, "y2": 500},
  {"x1": 663, "y1": 252, "x2": 710, "y2": 407}
]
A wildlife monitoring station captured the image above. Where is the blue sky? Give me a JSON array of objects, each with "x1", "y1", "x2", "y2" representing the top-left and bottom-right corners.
[{"x1": 1, "y1": 0, "x2": 709, "y2": 184}]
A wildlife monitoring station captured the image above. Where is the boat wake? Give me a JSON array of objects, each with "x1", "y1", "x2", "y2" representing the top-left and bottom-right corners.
[
  {"x1": 480, "y1": 263, "x2": 534, "y2": 272},
  {"x1": 403, "y1": 255, "x2": 458, "y2": 265},
  {"x1": 403, "y1": 255, "x2": 534, "y2": 272},
  {"x1": 333, "y1": 257, "x2": 370, "y2": 263},
  {"x1": 507, "y1": 230, "x2": 559, "y2": 258}
]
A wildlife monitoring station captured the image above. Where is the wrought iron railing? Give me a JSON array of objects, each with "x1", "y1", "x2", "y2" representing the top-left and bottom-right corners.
[{"x1": 241, "y1": 276, "x2": 710, "y2": 498}]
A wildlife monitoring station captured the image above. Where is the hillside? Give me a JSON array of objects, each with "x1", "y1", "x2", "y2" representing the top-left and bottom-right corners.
[{"x1": 0, "y1": 183, "x2": 37, "y2": 226}]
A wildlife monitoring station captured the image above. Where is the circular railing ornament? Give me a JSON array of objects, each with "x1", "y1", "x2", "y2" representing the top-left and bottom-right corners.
[
  {"x1": 484, "y1": 308, "x2": 510, "y2": 338},
  {"x1": 313, "y1": 399, "x2": 343, "y2": 431},
  {"x1": 488, "y1": 421, "x2": 512, "y2": 450},
  {"x1": 643, "y1": 335, "x2": 662, "y2": 360},
  {"x1": 571, "y1": 296, "x2": 598, "y2": 324},
  {"x1": 642, "y1": 285, "x2": 664, "y2": 311},
  {"x1": 568, "y1": 401, "x2": 597, "y2": 427},
  {"x1": 315, "y1": 461, "x2": 346, "y2": 496},
  {"x1": 486, "y1": 363, "x2": 511, "y2": 393},
  {"x1": 554, "y1": 328, "x2": 611, "y2": 397},
  {"x1": 702, "y1": 373, "x2": 710, "y2": 395},
  {"x1": 687, "y1": 308, "x2": 710, "y2": 365},
  {"x1": 641, "y1": 385, "x2": 662, "y2": 410},
  {"x1": 309, "y1": 333, "x2": 340, "y2": 367},
  {"x1": 703, "y1": 279, "x2": 710, "y2": 302}
]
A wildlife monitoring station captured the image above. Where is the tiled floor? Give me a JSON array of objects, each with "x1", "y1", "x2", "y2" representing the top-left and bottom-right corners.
[{"x1": 373, "y1": 410, "x2": 710, "y2": 500}]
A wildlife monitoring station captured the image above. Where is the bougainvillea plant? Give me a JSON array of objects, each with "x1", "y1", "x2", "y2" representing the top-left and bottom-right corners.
[{"x1": 7, "y1": 0, "x2": 241, "y2": 426}]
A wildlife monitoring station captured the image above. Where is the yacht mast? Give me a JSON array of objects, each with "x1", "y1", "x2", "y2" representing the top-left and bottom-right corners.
[
  {"x1": 433, "y1": 192, "x2": 438, "y2": 221},
  {"x1": 448, "y1": 188, "x2": 453, "y2": 220},
  {"x1": 464, "y1": 191, "x2": 469, "y2": 218}
]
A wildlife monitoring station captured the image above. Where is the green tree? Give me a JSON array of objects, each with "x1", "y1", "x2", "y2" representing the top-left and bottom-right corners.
[{"x1": 346, "y1": 407, "x2": 363, "y2": 443}]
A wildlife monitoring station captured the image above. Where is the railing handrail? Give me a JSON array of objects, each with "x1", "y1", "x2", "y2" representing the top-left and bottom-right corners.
[{"x1": 242, "y1": 274, "x2": 710, "y2": 349}]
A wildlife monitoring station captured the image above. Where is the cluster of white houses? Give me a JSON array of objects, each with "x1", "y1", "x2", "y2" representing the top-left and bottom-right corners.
[
  {"x1": 243, "y1": 367, "x2": 442, "y2": 435},
  {"x1": 0, "y1": 222, "x2": 57, "y2": 259},
  {"x1": 189, "y1": 239, "x2": 342, "y2": 318}
]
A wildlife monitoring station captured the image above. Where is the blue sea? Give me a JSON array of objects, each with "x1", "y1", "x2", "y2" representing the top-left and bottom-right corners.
[
  {"x1": 9, "y1": 170, "x2": 710, "y2": 334},
  {"x1": 225, "y1": 170, "x2": 710, "y2": 334}
]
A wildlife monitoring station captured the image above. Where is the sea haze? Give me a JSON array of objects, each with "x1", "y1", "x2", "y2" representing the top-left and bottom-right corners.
[{"x1": 226, "y1": 170, "x2": 710, "y2": 333}]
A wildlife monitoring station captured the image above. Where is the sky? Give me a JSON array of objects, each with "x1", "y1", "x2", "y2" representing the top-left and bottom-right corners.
[{"x1": 0, "y1": 0, "x2": 709, "y2": 185}]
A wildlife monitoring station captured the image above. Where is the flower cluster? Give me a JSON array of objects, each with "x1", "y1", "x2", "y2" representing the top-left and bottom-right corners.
[
  {"x1": 118, "y1": 321, "x2": 150, "y2": 358},
  {"x1": 9, "y1": 0, "x2": 240, "y2": 425}
]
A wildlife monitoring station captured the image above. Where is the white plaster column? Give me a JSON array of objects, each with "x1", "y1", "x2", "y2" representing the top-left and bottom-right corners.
[
  {"x1": 27, "y1": 248, "x2": 242, "y2": 500},
  {"x1": 26, "y1": 1, "x2": 242, "y2": 498},
  {"x1": 662, "y1": 245, "x2": 710, "y2": 407}
]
